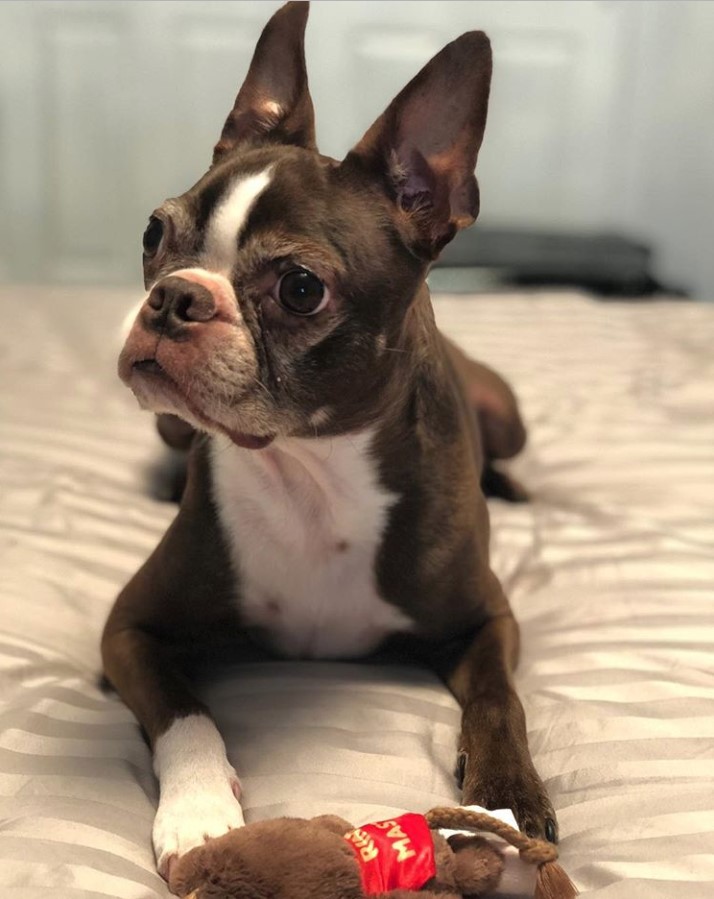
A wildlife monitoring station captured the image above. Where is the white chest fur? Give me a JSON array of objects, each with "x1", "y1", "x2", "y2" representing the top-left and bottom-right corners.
[{"x1": 210, "y1": 431, "x2": 414, "y2": 658}]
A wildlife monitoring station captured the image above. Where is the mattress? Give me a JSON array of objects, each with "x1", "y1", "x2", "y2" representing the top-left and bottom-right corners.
[{"x1": 1, "y1": 285, "x2": 713, "y2": 897}]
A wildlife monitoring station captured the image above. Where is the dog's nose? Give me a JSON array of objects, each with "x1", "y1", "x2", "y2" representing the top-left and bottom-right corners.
[{"x1": 145, "y1": 276, "x2": 217, "y2": 331}]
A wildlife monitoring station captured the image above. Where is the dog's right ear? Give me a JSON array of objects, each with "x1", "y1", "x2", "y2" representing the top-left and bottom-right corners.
[{"x1": 213, "y1": 1, "x2": 315, "y2": 162}]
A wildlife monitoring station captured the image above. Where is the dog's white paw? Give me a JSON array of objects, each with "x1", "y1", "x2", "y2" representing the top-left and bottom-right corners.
[
  {"x1": 152, "y1": 715, "x2": 246, "y2": 880},
  {"x1": 153, "y1": 776, "x2": 245, "y2": 878}
]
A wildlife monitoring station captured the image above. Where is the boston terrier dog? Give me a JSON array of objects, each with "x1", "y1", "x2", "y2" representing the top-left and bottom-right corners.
[{"x1": 103, "y1": 1, "x2": 556, "y2": 881}]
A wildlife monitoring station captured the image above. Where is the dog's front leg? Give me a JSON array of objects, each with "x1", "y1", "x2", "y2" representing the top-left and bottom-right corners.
[
  {"x1": 102, "y1": 625, "x2": 244, "y2": 879},
  {"x1": 444, "y1": 615, "x2": 557, "y2": 843},
  {"x1": 102, "y1": 441, "x2": 247, "y2": 880}
]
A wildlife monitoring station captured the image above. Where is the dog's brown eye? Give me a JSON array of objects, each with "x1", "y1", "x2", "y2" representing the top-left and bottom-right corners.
[
  {"x1": 276, "y1": 269, "x2": 328, "y2": 316},
  {"x1": 142, "y1": 217, "x2": 164, "y2": 257}
]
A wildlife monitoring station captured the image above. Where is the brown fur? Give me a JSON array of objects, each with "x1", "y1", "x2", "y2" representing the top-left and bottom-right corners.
[{"x1": 169, "y1": 816, "x2": 504, "y2": 899}]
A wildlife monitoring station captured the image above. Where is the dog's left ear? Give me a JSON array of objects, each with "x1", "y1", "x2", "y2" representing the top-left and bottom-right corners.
[
  {"x1": 213, "y1": 1, "x2": 315, "y2": 162},
  {"x1": 344, "y1": 31, "x2": 492, "y2": 259}
]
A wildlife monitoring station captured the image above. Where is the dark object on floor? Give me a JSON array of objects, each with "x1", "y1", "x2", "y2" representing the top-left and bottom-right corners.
[{"x1": 431, "y1": 226, "x2": 689, "y2": 298}]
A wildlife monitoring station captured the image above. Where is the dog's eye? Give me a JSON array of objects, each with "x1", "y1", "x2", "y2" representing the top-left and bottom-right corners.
[
  {"x1": 142, "y1": 217, "x2": 164, "y2": 257},
  {"x1": 275, "y1": 269, "x2": 329, "y2": 316}
]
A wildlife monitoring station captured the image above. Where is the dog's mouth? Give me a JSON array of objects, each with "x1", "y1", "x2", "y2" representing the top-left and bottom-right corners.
[
  {"x1": 132, "y1": 358, "x2": 164, "y2": 376},
  {"x1": 130, "y1": 358, "x2": 274, "y2": 451}
]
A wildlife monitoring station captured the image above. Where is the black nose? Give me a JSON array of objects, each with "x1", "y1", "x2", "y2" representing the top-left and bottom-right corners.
[{"x1": 144, "y1": 276, "x2": 217, "y2": 332}]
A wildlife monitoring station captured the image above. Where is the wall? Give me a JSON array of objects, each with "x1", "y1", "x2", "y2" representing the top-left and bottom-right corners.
[
  {"x1": 616, "y1": 1, "x2": 714, "y2": 297},
  {"x1": 0, "y1": 0, "x2": 711, "y2": 296}
]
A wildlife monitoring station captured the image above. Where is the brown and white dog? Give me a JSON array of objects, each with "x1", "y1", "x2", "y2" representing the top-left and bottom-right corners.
[{"x1": 102, "y1": 1, "x2": 556, "y2": 882}]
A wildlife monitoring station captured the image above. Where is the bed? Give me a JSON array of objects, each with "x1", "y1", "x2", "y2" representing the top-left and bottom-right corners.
[{"x1": 1, "y1": 286, "x2": 712, "y2": 897}]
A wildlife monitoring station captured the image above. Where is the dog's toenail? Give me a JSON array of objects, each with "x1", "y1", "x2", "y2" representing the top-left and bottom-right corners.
[
  {"x1": 456, "y1": 750, "x2": 468, "y2": 788},
  {"x1": 545, "y1": 817, "x2": 557, "y2": 843}
]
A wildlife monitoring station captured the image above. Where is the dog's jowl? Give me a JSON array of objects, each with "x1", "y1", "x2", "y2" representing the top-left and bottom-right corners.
[{"x1": 102, "y1": 0, "x2": 556, "y2": 880}]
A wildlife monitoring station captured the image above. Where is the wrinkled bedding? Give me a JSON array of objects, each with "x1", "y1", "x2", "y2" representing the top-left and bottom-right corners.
[{"x1": 1, "y1": 286, "x2": 713, "y2": 897}]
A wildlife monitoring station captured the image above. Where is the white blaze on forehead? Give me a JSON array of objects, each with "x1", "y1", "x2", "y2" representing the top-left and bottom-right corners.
[{"x1": 205, "y1": 167, "x2": 273, "y2": 273}]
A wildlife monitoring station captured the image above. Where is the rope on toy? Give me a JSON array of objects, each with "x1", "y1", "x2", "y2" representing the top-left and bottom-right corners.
[{"x1": 424, "y1": 807, "x2": 578, "y2": 899}]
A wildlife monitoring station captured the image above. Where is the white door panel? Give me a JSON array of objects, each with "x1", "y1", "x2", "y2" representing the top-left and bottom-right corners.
[{"x1": 42, "y1": 8, "x2": 131, "y2": 282}]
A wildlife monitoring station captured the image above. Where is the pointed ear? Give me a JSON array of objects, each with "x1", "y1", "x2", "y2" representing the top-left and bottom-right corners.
[
  {"x1": 213, "y1": 1, "x2": 315, "y2": 162},
  {"x1": 345, "y1": 32, "x2": 492, "y2": 259}
]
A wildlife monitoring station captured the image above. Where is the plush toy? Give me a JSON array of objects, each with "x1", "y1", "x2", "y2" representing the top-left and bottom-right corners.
[{"x1": 170, "y1": 807, "x2": 577, "y2": 899}]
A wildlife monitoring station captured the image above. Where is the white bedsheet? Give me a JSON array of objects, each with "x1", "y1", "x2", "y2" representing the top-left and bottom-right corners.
[{"x1": 1, "y1": 286, "x2": 713, "y2": 897}]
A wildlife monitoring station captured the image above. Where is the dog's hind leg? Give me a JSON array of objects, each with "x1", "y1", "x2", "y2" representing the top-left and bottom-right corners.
[{"x1": 441, "y1": 335, "x2": 529, "y2": 501}]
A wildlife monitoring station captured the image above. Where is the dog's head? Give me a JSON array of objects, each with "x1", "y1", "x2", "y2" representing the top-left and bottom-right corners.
[{"x1": 119, "y1": 1, "x2": 491, "y2": 449}]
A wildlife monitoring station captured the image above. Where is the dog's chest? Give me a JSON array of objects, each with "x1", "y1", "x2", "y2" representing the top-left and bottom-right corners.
[{"x1": 210, "y1": 433, "x2": 413, "y2": 658}]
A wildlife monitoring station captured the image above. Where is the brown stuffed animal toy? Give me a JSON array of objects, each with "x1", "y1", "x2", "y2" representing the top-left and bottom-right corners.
[{"x1": 170, "y1": 808, "x2": 577, "y2": 899}]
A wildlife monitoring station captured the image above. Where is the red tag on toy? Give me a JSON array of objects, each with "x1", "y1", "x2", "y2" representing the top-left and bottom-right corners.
[{"x1": 344, "y1": 813, "x2": 436, "y2": 894}]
